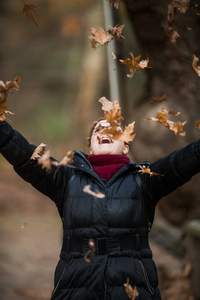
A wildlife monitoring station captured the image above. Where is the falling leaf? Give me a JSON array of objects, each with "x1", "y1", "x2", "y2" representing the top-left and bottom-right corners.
[
  {"x1": 22, "y1": 3, "x2": 40, "y2": 27},
  {"x1": 88, "y1": 26, "x2": 110, "y2": 49},
  {"x1": 195, "y1": 120, "x2": 200, "y2": 129},
  {"x1": 108, "y1": 24, "x2": 125, "y2": 41},
  {"x1": 0, "y1": 76, "x2": 21, "y2": 121},
  {"x1": 107, "y1": 0, "x2": 119, "y2": 9},
  {"x1": 124, "y1": 278, "x2": 139, "y2": 300},
  {"x1": 192, "y1": 54, "x2": 200, "y2": 76},
  {"x1": 38, "y1": 150, "x2": 52, "y2": 172},
  {"x1": 144, "y1": 108, "x2": 186, "y2": 136},
  {"x1": 21, "y1": 222, "x2": 27, "y2": 229},
  {"x1": 31, "y1": 143, "x2": 47, "y2": 160},
  {"x1": 135, "y1": 165, "x2": 163, "y2": 177},
  {"x1": 150, "y1": 94, "x2": 168, "y2": 104},
  {"x1": 120, "y1": 52, "x2": 150, "y2": 78},
  {"x1": 84, "y1": 238, "x2": 96, "y2": 263},
  {"x1": 52, "y1": 151, "x2": 75, "y2": 178},
  {"x1": 83, "y1": 185, "x2": 105, "y2": 198},
  {"x1": 98, "y1": 97, "x2": 136, "y2": 144},
  {"x1": 171, "y1": 0, "x2": 190, "y2": 13}
]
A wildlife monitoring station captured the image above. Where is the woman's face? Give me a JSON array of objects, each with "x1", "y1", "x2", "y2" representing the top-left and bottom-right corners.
[{"x1": 90, "y1": 120, "x2": 129, "y2": 155}]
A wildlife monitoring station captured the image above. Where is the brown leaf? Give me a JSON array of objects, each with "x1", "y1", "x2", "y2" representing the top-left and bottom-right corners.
[
  {"x1": 144, "y1": 108, "x2": 186, "y2": 136},
  {"x1": 108, "y1": 24, "x2": 125, "y2": 41},
  {"x1": 83, "y1": 185, "x2": 105, "y2": 198},
  {"x1": 150, "y1": 94, "x2": 168, "y2": 104},
  {"x1": 31, "y1": 143, "x2": 47, "y2": 160},
  {"x1": 22, "y1": 3, "x2": 40, "y2": 27},
  {"x1": 195, "y1": 120, "x2": 200, "y2": 129},
  {"x1": 21, "y1": 222, "x2": 27, "y2": 229},
  {"x1": 84, "y1": 239, "x2": 96, "y2": 263},
  {"x1": 38, "y1": 150, "x2": 52, "y2": 172},
  {"x1": 120, "y1": 52, "x2": 150, "y2": 78},
  {"x1": 52, "y1": 151, "x2": 75, "y2": 178},
  {"x1": 192, "y1": 54, "x2": 200, "y2": 76},
  {"x1": 124, "y1": 278, "x2": 139, "y2": 300},
  {"x1": 135, "y1": 165, "x2": 163, "y2": 177},
  {"x1": 166, "y1": 3, "x2": 180, "y2": 44},
  {"x1": 107, "y1": 0, "x2": 119, "y2": 9},
  {"x1": 88, "y1": 26, "x2": 110, "y2": 49}
]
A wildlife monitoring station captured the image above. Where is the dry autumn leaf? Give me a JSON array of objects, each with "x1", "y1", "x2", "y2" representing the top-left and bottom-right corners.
[
  {"x1": 135, "y1": 165, "x2": 163, "y2": 177},
  {"x1": 195, "y1": 120, "x2": 200, "y2": 129},
  {"x1": 31, "y1": 143, "x2": 47, "y2": 160},
  {"x1": 120, "y1": 52, "x2": 150, "y2": 78},
  {"x1": 84, "y1": 238, "x2": 96, "y2": 263},
  {"x1": 88, "y1": 26, "x2": 110, "y2": 49},
  {"x1": 108, "y1": 24, "x2": 125, "y2": 41},
  {"x1": 98, "y1": 97, "x2": 136, "y2": 144},
  {"x1": 166, "y1": 3, "x2": 180, "y2": 44},
  {"x1": 0, "y1": 76, "x2": 21, "y2": 121},
  {"x1": 21, "y1": 222, "x2": 27, "y2": 229},
  {"x1": 107, "y1": 0, "x2": 119, "y2": 9},
  {"x1": 22, "y1": 3, "x2": 40, "y2": 27},
  {"x1": 52, "y1": 151, "x2": 74, "y2": 178},
  {"x1": 192, "y1": 54, "x2": 200, "y2": 76},
  {"x1": 150, "y1": 94, "x2": 168, "y2": 105},
  {"x1": 38, "y1": 150, "x2": 52, "y2": 172},
  {"x1": 83, "y1": 185, "x2": 105, "y2": 198},
  {"x1": 124, "y1": 278, "x2": 139, "y2": 300},
  {"x1": 144, "y1": 108, "x2": 186, "y2": 136}
]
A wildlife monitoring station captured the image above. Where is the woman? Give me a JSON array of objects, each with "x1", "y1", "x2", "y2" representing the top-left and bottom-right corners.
[{"x1": 0, "y1": 118, "x2": 200, "y2": 300}]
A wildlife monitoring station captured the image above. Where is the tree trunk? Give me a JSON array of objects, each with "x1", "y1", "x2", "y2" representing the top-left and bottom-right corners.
[{"x1": 122, "y1": 0, "x2": 200, "y2": 224}]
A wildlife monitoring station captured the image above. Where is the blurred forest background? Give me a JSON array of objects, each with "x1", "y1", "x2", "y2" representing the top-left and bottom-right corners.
[{"x1": 0, "y1": 0, "x2": 200, "y2": 299}]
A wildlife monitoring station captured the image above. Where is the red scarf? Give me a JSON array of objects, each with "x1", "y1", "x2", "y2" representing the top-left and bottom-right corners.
[{"x1": 87, "y1": 154, "x2": 130, "y2": 182}]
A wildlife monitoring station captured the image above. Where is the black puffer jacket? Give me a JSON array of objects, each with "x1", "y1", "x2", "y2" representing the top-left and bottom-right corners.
[{"x1": 1, "y1": 120, "x2": 200, "y2": 300}]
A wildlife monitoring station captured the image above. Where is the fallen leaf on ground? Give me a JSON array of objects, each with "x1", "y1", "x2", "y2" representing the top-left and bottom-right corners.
[
  {"x1": 22, "y1": 3, "x2": 40, "y2": 27},
  {"x1": 83, "y1": 185, "x2": 105, "y2": 198}
]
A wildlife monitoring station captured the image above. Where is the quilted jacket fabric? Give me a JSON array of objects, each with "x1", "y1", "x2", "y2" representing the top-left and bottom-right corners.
[{"x1": 1, "y1": 120, "x2": 200, "y2": 300}]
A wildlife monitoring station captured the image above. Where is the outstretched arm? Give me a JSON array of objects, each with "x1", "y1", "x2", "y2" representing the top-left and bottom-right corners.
[
  {"x1": 143, "y1": 139, "x2": 200, "y2": 205},
  {"x1": 0, "y1": 121, "x2": 72, "y2": 207}
]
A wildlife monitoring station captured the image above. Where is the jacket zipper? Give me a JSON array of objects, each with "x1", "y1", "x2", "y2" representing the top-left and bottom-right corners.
[{"x1": 139, "y1": 260, "x2": 154, "y2": 296}]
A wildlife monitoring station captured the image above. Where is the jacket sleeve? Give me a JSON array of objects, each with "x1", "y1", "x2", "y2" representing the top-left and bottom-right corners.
[
  {"x1": 0, "y1": 121, "x2": 72, "y2": 206},
  {"x1": 143, "y1": 140, "x2": 200, "y2": 205}
]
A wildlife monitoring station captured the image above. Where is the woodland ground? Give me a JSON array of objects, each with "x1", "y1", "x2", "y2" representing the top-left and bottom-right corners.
[{"x1": 0, "y1": 168, "x2": 194, "y2": 300}]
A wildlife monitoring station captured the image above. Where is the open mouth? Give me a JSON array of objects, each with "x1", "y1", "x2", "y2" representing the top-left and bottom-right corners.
[{"x1": 97, "y1": 136, "x2": 113, "y2": 144}]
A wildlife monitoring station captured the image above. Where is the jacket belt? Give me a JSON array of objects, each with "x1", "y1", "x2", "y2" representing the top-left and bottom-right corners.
[{"x1": 61, "y1": 235, "x2": 150, "y2": 254}]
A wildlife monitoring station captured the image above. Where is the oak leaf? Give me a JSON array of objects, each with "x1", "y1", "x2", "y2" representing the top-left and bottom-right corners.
[
  {"x1": 192, "y1": 54, "x2": 200, "y2": 76},
  {"x1": 88, "y1": 26, "x2": 110, "y2": 49},
  {"x1": 144, "y1": 108, "x2": 186, "y2": 136},
  {"x1": 171, "y1": 0, "x2": 190, "y2": 13},
  {"x1": 38, "y1": 150, "x2": 52, "y2": 172},
  {"x1": 135, "y1": 165, "x2": 163, "y2": 177},
  {"x1": 108, "y1": 24, "x2": 125, "y2": 41},
  {"x1": 22, "y1": 3, "x2": 40, "y2": 27},
  {"x1": 166, "y1": 3, "x2": 180, "y2": 44},
  {"x1": 31, "y1": 143, "x2": 47, "y2": 160},
  {"x1": 83, "y1": 185, "x2": 105, "y2": 198},
  {"x1": 124, "y1": 278, "x2": 139, "y2": 300},
  {"x1": 150, "y1": 94, "x2": 168, "y2": 104},
  {"x1": 120, "y1": 52, "x2": 150, "y2": 78}
]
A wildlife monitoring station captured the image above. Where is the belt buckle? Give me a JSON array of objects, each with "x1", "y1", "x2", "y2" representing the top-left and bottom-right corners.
[{"x1": 96, "y1": 238, "x2": 108, "y2": 254}]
